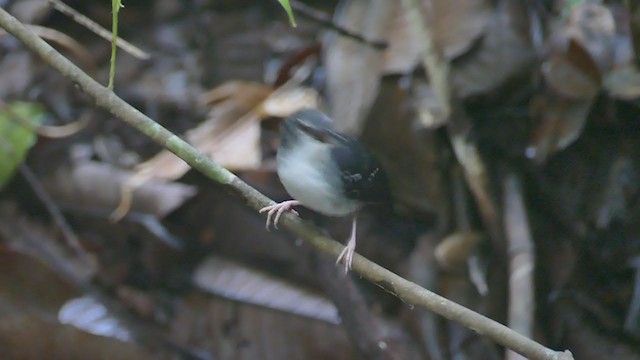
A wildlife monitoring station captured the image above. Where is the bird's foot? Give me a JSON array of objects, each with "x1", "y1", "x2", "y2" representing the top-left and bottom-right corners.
[
  {"x1": 336, "y1": 232, "x2": 357, "y2": 274},
  {"x1": 259, "y1": 200, "x2": 300, "y2": 230}
]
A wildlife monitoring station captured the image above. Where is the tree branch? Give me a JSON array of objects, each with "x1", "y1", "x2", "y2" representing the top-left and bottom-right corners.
[{"x1": 0, "y1": 7, "x2": 572, "y2": 360}]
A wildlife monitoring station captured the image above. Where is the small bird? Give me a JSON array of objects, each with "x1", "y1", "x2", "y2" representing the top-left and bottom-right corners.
[{"x1": 260, "y1": 109, "x2": 389, "y2": 272}]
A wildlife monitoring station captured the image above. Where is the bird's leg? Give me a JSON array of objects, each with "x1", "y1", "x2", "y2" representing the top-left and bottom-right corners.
[
  {"x1": 259, "y1": 200, "x2": 300, "y2": 230},
  {"x1": 336, "y1": 215, "x2": 357, "y2": 273}
]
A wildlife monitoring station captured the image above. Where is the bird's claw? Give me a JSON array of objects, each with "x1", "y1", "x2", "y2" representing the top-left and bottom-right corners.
[
  {"x1": 336, "y1": 242, "x2": 355, "y2": 274},
  {"x1": 259, "y1": 200, "x2": 300, "y2": 230}
]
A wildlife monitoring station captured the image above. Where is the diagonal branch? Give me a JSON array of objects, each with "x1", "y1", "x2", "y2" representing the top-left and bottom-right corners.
[{"x1": 0, "y1": 7, "x2": 572, "y2": 360}]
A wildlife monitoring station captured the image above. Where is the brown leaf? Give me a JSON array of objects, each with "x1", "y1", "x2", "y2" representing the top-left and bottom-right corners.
[
  {"x1": 42, "y1": 161, "x2": 197, "y2": 218},
  {"x1": 193, "y1": 257, "x2": 340, "y2": 324},
  {"x1": 171, "y1": 290, "x2": 423, "y2": 360},
  {"x1": 631, "y1": 2, "x2": 640, "y2": 67},
  {"x1": 0, "y1": 249, "x2": 77, "y2": 313},
  {"x1": 114, "y1": 81, "x2": 272, "y2": 220},
  {"x1": 604, "y1": 65, "x2": 640, "y2": 100},
  {"x1": 411, "y1": 80, "x2": 447, "y2": 129},
  {"x1": 527, "y1": 4, "x2": 617, "y2": 162},
  {"x1": 527, "y1": 94, "x2": 593, "y2": 162},
  {"x1": 0, "y1": 313, "x2": 153, "y2": 360},
  {"x1": 0, "y1": 204, "x2": 97, "y2": 283},
  {"x1": 0, "y1": 251, "x2": 147, "y2": 359},
  {"x1": 326, "y1": 0, "x2": 492, "y2": 133},
  {"x1": 435, "y1": 231, "x2": 483, "y2": 271},
  {"x1": 121, "y1": 80, "x2": 320, "y2": 217},
  {"x1": 325, "y1": 0, "x2": 395, "y2": 134},
  {"x1": 542, "y1": 39, "x2": 601, "y2": 100},
  {"x1": 566, "y1": 3, "x2": 616, "y2": 73},
  {"x1": 382, "y1": 0, "x2": 492, "y2": 74},
  {"x1": 172, "y1": 292, "x2": 356, "y2": 360},
  {"x1": 450, "y1": 1, "x2": 536, "y2": 98},
  {"x1": 587, "y1": 155, "x2": 639, "y2": 229}
]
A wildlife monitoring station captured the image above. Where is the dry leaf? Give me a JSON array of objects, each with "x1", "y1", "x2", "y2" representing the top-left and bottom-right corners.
[
  {"x1": 0, "y1": 204, "x2": 97, "y2": 282},
  {"x1": 435, "y1": 231, "x2": 483, "y2": 271},
  {"x1": 411, "y1": 81, "x2": 447, "y2": 129},
  {"x1": 261, "y1": 86, "x2": 320, "y2": 117},
  {"x1": 587, "y1": 155, "x2": 639, "y2": 229},
  {"x1": 0, "y1": 249, "x2": 77, "y2": 313},
  {"x1": 42, "y1": 161, "x2": 196, "y2": 218},
  {"x1": 325, "y1": 0, "x2": 394, "y2": 134},
  {"x1": 129, "y1": 80, "x2": 319, "y2": 182},
  {"x1": 115, "y1": 74, "x2": 319, "y2": 220},
  {"x1": 193, "y1": 257, "x2": 340, "y2": 324},
  {"x1": 59, "y1": 296, "x2": 132, "y2": 341},
  {"x1": 604, "y1": 65, "x2": 640, "y2": 100},
  {"x1": 527, "y1": 4, "x2": 616, "y2": 162},
  {"x1": 450, "y1": 1, "x2": 536, "y2": 98},
  {"x1": 0, "y1": 313, "x2": 152, "y2": 360},
  {"x1": 171, "y1": 292, "x2": 358, "y2": 360},
  {"x1": 566, "y1": 3, "x2": 616, "y2": 73},
  {"x1": 542, "y1": 39, "x2": 601, "y2": 100},
  {"x1": 527, "y1": 93, "x2": 594, "y2": 162},
  {"x1": 0, "y1": 250, "x2": 144, "y2": 358},
  {"x1": 326, "y1": 0, "x2": 492, "y2": 133},
  {"x1": 382, "y1": 0, "x2": 492, "y2": 73}
]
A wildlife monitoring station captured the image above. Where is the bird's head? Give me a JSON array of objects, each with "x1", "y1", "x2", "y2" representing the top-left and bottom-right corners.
[{"x1": 281, "y1": 109, "x2": 341, "y2": 149}]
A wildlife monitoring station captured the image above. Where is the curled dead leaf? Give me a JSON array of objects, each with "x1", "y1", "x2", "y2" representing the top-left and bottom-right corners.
[
  {"x1": 541, "y1": 39, "x2": 601, "y2": 100},
  {"x1": 326, "y1": 0, "x2": 492, "y2": 133},
  {"x1": 435, "y1": 231, "x2": 483, "y2": 271},
  {"x1": 451, "y1": 1, "x2": 536, "y2": 98},
  {"x1": 382, "y1": 0, "x2": 492, "y2": 74},
  {"x1": 42, "y1": 161, "x2": 197, "y2": 218},
  {"x1": 527, "y1": 4, "x2": 617, "y2": 162},
  {"x1": 604, "y1": 65, "x2": 640, "y2": 100}
]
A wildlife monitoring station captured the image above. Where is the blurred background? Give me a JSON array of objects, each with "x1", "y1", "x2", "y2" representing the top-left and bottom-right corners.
[{"x1": 0, "y1": 0, "x2": 640, "y2": 359}]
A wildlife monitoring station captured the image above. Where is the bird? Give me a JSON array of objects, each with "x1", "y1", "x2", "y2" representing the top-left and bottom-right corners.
[{"x1": 259, "y1": 109, "x2": 389, "y2": 273}]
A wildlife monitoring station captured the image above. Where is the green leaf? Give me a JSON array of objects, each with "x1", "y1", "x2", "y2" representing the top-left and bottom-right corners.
[
  {"x1": 277, "y1": 0, "x2": 297, "y2": 27},
  {"x1": 0, "y1": 102, "x2": 46, "y2": 188}
]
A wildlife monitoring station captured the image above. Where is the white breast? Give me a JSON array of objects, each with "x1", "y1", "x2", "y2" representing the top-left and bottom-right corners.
[{"x1": 277, "y1": 139, "x2": 360, "y2": 217}]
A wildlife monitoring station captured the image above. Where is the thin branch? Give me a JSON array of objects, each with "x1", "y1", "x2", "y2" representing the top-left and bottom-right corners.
[
  {"x1": 0, "y1": 130, "x2": 87, "y2": 260},
  {"x1": 504, "y1": 173, "x2": 536, "y2": 360},
  {"x1": 0, "y1": 99, "x2": 90, "y2": 138},
  {"x1": 314, "y1": 251, "x2": 394, "y2": 360},
  {"x1": 399, "y1": 0, "x2": 451, "y2": 119},
  {"x1": 290, "y1": 0, "x2": 388, "y2": 50},
  {"x1": 0, "y1": 7, "x2": 572, "y2": 360},
  {"x1": 46, "y1": 0, "x2": 150, "y2": 60},
  {"x1": 400, "y1": 0, "x2": 502, "y2": 247},
  {"x1": 18, "y1": 164, "x2": 86, "y2": 256}
]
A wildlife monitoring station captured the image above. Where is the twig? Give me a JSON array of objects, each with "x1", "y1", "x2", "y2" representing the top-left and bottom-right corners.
[
  {"x1": 624, "y1": 257, "x2": 640, "y2": 335},
  {"x1": 0, "y1": 131, "x2": 85, "y2": 258},
  {"x1": 503, "y1": 173, "x2": 536, "y2": 360},
  {"x1": 0, "y1": 99, "x2": 90, "y2": 138},
  {"x1": 407, "y1": 234, "x2": 447, "y2": 360},
  {"x1": 46, "y1": 0, "x2": 150, "y2": 60},
  {"x1": 627, "y1": 1, "x2": 640, "y2": 68},
  {"x1": 0, "y1": 24, "x2": 96, "y2": 70},
  {"x1": 0, "y1": 7, "x2": 572, "y2": 360},
  {"x1": 290, "y1": 0, "x2": 387, "y2": 50},
  {"x1": 400, "y1": 0, "x2": 502, "y2": 246},
  {"x1": 17, "y1": 164, "x2": 87, "y2": 256},
  {"x1": 399, "y1": 0, "x2": 450, "y2": 119},
  {"x1": 314, "y1": 250, "x2": 394, "y2": 360}
]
